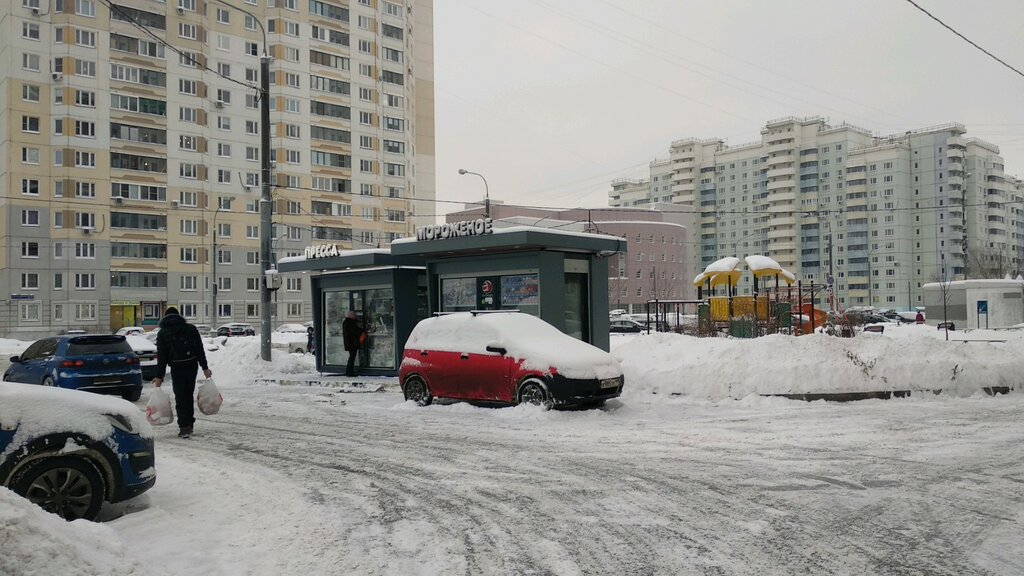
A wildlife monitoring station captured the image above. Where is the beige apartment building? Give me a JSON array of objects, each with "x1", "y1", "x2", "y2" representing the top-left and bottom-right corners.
[
  {"x1": 613, "y1": 117, "x2": 1024, "y2": 310},
  {"x1": 1, "y1": 0, "x2": 435, "y2": 338}
]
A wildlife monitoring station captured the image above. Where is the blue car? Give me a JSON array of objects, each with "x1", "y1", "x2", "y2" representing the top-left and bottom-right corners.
[
  {"x1": 0, "y1": 381, "x2": 156, "y2": 521},
  {"x1": 3, "y1": 334, "x2": 143, "y2": 402}
]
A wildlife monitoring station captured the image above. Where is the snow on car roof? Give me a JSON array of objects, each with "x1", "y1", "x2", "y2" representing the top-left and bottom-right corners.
[
  {"x1": 405, "y1": 312, "x2": 621, "y2": 380},
  {"x1": 125, "y1": 335, "x2": 156, "y2": 351},
  {"x1": 0, "y1": 382, "x2": 152, "y2": 460}
]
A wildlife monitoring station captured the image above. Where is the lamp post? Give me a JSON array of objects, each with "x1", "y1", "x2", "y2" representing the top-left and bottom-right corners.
[
  {"x1": 210, "y1": 200, "x2": 233, "y2": 326},
  {"x1": 215, "y1": 0, "x2": 272, "y2": 360},
  {"x1": 458, "y1": 169, "x2": 490, "y2": 219}
]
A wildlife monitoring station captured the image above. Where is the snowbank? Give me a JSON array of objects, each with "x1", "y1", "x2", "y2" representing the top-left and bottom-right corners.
[
  {"x1": 612, "y1": 325, "x2": 1023, "y2": 400},
  {"x1": 0, "y1": 488, "x2": 138, "y2": 576},
  {"x1": 0, "y1": 338, "x2": 30, "y2": 357},
  {"x1": 204, "y1": 336, "x2": 316, "y2": 388}
]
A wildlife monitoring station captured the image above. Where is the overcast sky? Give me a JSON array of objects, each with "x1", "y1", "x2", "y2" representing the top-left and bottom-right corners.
[{"x1": 431, "y1": 0, "x2": 1024, "y2": 218}]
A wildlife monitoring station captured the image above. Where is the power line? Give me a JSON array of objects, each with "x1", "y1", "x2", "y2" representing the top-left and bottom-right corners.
[{"x1": 903, "y1": 0, "x2": 1024, "y2": 80}]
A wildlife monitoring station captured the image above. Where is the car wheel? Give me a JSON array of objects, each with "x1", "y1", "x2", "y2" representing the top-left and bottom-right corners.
[
  {"x1": 41, "y1": 376, "x2": 55, "y2": 387},
  {"x1": 403, "y1": 375, "x2": 432, "y2": 406},
  {"x1": 294, "y1": 347, "x2": 305, "y2": 354},
  {"x1": 12, "y1": 456, "x2": 105, "y2": 521},
  {"x1": 518, "y1": 379, "x2": 552, "y2": 410},
  {"x1": 122, "y1": 388, "x2": 142, "y2": 402}
]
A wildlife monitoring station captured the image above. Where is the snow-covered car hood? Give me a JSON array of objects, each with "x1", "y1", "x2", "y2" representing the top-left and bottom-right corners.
[
  {"x1": 405, "y1": 312, "x2": 622, "y2": 380},
  {"x1": 0, "y1": 382, "x2": 152, "y2": 459}
]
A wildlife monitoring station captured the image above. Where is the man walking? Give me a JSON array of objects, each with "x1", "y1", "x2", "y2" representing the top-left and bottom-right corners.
[
  {"x1": 153, "y1": 307, "x2": 211, "y2": 438},
  {"x1": 342, "y1": 311, "x2": 365, "y2": 377}
]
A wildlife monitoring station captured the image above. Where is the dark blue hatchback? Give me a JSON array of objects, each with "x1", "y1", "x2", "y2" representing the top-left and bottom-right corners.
[
  {"x1": 0, "y1": 382, "x2": 155, "y2": 521},
  {"x1": 3, "y1": 335, "x2": 143, "y2": 402}
]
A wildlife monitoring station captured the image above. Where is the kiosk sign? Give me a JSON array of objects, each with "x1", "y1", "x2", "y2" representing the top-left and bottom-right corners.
[
  {"x1": 304, "y1": 244, "x2": 343, "y2": 259},
  {"x1": 416, "y1": 218, "x2": 493, "y2": 241}
]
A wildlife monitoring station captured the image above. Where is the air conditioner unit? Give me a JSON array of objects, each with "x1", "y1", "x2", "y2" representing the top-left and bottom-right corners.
[
  {"x1": 215, "y1": 101, "x2": 224, "y2": 109},
  {"x1": 82, "y1": 227, "x2": 93, "y2": 235},
  {"x1": 177, "y1": 7, "x2": 185, "y2": 15},
  {"x1": 171, "y1": 200, "x2": 180, "y2": 208},
  {"x1": 32, "y1": 8, "x2": 40, "y2": 16},
  {"x1": 51, "y1": 72, "x2": 63, "y2": 81},
  {"x1": 114, "y1": 197, "x2": 125, "y2": 205}
]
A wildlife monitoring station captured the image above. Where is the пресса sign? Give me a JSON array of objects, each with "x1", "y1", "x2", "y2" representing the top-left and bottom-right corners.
[
  {"x1": 416, "y1": 218, "x2": 493, "y2": 241},
  {"x1": 304, "y1": 244, "x2": 342, "y2": 259}
]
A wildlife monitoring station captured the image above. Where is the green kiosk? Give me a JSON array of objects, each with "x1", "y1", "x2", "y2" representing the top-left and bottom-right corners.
[{"x1": 277, "y1": 219, "x2": 627, "y2": 376}]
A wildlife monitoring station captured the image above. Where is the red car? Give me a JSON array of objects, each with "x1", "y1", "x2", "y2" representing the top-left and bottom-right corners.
[{"x1": 399, "y1": 311, "x2": 624, "y2": 409}]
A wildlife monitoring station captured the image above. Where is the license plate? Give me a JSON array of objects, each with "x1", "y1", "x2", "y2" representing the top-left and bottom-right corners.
[{"x1": 600, "y1": 377, "x2": 620, "y2": 389}]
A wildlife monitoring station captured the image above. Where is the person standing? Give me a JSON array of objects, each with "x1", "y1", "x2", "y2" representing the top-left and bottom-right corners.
[
  {"x1": 342, "y1": 311, "x2": 365, "y2": 377},
  {"x1": 306, "y1": 326, "x2": 315, "y2": 355},
  {"x1": 153, "y1": 307, "x2": 212, "y2": 439}
]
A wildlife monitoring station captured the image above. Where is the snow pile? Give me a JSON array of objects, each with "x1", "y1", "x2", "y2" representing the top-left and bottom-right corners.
[
  {"x1": 0, "y1": 338, "x2": 30, "y2": 357},
  {"x1": 613, "y1": 328, "x2": 1022, "y2": 400},
  {"x1": 205, "y1": 336, "x2": 316, "y2": 388},
  {"x1": 0, "y1": 382, "x2": 152, "y2": 459},
  {"x1": 405, "y1": 312, "x2": 621, "y2": 379},
  {"x1": 0, "y1": 488, "x2": 138, "y2": 576}
]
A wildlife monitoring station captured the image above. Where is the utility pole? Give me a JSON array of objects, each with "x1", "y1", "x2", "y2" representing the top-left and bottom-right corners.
[{"x1": 259, "y1": 53, "x2": 272, "y2": 361}]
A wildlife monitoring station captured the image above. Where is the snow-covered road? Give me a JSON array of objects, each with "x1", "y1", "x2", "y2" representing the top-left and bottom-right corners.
[{"x1": 111, "y1": 386, "x2": 1024, "y2": 576}]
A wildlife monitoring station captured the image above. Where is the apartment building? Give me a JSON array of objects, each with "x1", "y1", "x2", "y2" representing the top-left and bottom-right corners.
[
  {"x1": 446, "y1": 202, "x2": 699, "y2": 312},
  {"x1": 0, "y1": 0, "x2": 435, "y2": 338},
  {"x1": 612, "y1": 117, "x2": 1024, "y2": 310}
]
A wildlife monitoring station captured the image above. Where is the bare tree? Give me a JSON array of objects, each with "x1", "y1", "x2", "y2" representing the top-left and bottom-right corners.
[
  {"x1": 968, "y1": 246, "x2": 1014, "y2": 279},
  {"x1": 938, "y1": 277, "x2": 954, "y2": 341}
]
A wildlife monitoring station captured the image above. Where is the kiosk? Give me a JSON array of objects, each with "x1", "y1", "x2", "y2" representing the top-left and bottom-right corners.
[{"x1": 277, "y1": 220, "x2": 626, "y2": 376}]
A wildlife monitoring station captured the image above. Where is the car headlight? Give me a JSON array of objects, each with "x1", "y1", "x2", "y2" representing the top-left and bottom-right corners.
[{"x1": 106, "y1": 413, "x2": 138, "y2": 434}]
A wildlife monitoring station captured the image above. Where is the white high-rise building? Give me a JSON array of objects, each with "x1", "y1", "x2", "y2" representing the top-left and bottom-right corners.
[
  {"x1": 612, "y1": 117, "x2": 1024, "y2": 310},
  {"x1": 0, "y1": 0, "x2": 435, "y2": 337}
]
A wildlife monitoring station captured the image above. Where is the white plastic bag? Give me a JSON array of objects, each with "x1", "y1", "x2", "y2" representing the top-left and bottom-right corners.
[
  {"x1": 145, "y1": 388, "x2": 174, "y2": 426},
  {"x1": 196, "y1": 379, "x2": 223, "y2": 416}
]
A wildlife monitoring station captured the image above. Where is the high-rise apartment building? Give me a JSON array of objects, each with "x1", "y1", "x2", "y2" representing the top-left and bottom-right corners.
[
  {"x1": 1, "y1": 0, "x2": 435, "y2": 338},
  {"x1": 613, "y1": 117, "x2": 1024, "y2": 310}
]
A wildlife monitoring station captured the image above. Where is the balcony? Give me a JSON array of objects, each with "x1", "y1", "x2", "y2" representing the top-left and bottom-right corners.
[
  {"x1": 769, "y1": 214, "x2": 796, "y2": 226},
  {"x1": 764, "y1": 151, "x2": 794, "y2": 167},
  {"x1": 767, "y1": 165, "x2": 796, "y2": 179},
  {"x1": 766, "y1": 179, "x2": 792, "y2": 191},
  {"x1": 767, "y1": 141, "x2": 794, "y2": 154}
]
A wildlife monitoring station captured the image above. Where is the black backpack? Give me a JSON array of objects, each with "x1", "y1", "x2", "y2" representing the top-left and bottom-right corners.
[{"x1": 169, "y1": 328, "x2": 197, "y2": 364}]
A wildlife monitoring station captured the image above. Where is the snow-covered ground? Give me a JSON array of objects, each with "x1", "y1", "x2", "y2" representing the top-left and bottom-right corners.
[{"x1": 3, "y1": 328, "x2": 1024, "y2": 575}]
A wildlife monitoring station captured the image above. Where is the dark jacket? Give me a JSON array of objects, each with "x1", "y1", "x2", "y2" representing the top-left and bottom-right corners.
[
  {"x1": 155, "y1": 313, "x2": 209, "y2": 376},
  {"x1": 342, "y1": 317, "x2": 363, "y2": 352}
]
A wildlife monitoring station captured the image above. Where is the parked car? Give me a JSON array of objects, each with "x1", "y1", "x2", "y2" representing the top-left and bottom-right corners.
[
  {"x1": 125, "y1": 335, "x2": 160, "y2": 381},
  {"x1": 216, "y1": 323, "x2": 256, "y2": 337},
  {"x1": 609, "y1": 319, "x2": 644, "y2": 333},
  {"x1": 0, "y1": 381, "x2": 155, "y2": 521},
  {"x1": 64, "y1": 329, "x2": 87, "y2": 335},
  {"x1": 194, "y1": 324, "x2": 212, "y2": 337},
  {"x1": 2, "y1": 335, "x2": 143, "y2": 402},
  {"x1": 400, "y1": 311, "x2": 624, "y2": 409},
  {"x1": 272, "y1": 324, "x2": 310, "y2": 353},
  {"x1": 114, "y1": 327, "x2": 145, "y2": 337}
]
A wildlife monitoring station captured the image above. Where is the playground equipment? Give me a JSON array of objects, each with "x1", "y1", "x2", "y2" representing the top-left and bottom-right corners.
[{"x1": 693, "y1": 255, "x2": 831, "y2": 337}]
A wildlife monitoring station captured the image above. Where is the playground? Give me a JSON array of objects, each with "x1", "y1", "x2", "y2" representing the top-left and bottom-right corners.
[{"x1": 639, "y1": 255, "x2": 834, "y2": 338}]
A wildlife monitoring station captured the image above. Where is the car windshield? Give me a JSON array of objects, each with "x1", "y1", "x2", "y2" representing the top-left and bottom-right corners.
[{"x1": 66, "y1": 336, "x2": 133, "y2": 356}]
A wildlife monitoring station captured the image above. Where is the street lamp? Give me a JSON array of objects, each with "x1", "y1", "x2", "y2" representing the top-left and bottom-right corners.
[
  {"x1": 214, "y1": 0, "x2": 272, "y2": 360},
  {"x1": 458, "y1": 169, "x2": 490, "y2": 219},
  {"x1": 210, "y1": 199, "x2": 233, "y2": 326}
]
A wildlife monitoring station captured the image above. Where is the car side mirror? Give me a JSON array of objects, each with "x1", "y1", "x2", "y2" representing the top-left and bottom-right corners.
[
  {"x1": 9, "y1": 356, "x2": 20, "y2": 363},
  {"x1": 485, "y1": 345, "x2": 507, "y2": 356}
]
